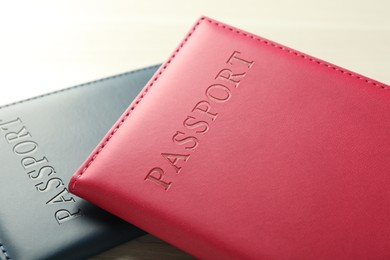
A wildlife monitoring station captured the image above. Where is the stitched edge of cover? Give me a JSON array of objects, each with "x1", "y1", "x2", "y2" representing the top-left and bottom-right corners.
[
  {"x1": 71, "y1": 16, "x2": 389, "y2": 193},
  {"x1": 0, "y1": 64, "x2": 159, "y2": 260},
  {"x1": 0, "y1": 243, "x2": 10, "y2": 260},
  {"x1": 0, "y1": 65, "x2": 160, "y2": 110},
  {"x1": 204, "y1": 19, "x2": 388, "y2": 90}
]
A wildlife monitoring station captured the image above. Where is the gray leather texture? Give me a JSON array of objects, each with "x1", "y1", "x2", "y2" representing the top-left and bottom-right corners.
[{"x1": 0, "y1": 65, "x2": 159, "y2": 260}]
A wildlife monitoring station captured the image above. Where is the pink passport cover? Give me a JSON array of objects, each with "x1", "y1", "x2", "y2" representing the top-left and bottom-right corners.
[{"x1": 70, "y1": 16, "x2": 390, "y2": 259}]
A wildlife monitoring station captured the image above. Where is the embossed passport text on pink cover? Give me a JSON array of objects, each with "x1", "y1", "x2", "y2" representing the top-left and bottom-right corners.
[{"x1": 70, "y1": 16, "x2": 390, "y2": 259}]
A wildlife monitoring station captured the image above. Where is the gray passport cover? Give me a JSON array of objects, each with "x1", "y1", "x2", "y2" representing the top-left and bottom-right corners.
[{"x1": 0, "y1": 65, "x2": 159, "y2": 260}]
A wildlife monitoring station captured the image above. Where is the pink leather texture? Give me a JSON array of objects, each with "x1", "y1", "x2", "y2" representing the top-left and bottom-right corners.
[{"x1": 69, "y1": 16, "x2": 390, "y2": 259}]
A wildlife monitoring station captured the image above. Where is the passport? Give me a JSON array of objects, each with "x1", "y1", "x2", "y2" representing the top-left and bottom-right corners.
[
  {"x1": 0, "y1": 65, "x2": 158, "y2": 260},
  {"x1": 70, "y1": 16, "x2": 390, "y2": 259}
]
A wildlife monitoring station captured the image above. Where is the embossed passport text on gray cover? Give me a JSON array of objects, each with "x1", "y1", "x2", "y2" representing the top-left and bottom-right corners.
[{"x1": 0, "y1": 65, "x2": 158, "y2": 260}]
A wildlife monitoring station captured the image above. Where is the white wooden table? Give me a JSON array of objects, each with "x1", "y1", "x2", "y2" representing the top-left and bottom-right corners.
[{"x1": 0, "y1": 1, "x2": 389, "y2": 259}]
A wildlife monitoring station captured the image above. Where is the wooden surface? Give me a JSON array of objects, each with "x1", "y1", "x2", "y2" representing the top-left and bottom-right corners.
[{"x1": 0, "y1": 1, "x2": 389, "y2": 259}]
